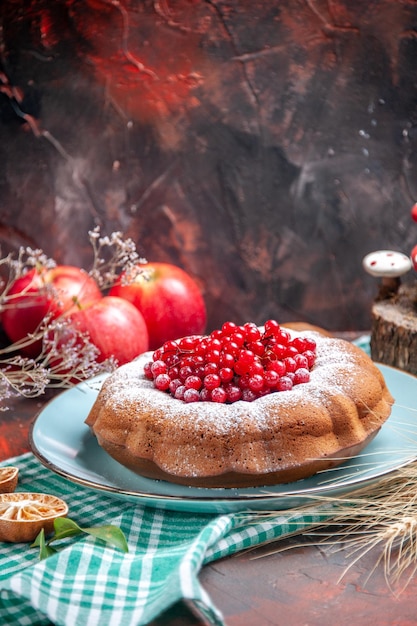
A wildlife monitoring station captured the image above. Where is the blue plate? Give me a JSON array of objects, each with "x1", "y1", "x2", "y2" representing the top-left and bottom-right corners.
[{"x1": 29, "y1": 364, "x2": 417, "y2": 513}]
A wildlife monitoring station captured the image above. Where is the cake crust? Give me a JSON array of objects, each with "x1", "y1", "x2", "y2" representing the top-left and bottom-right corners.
[{"x1": 85, "y1": 335, "x2": 394, "y2": 488}]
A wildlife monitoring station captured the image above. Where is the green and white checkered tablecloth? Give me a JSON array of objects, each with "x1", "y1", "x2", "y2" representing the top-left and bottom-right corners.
[
  {"x1": 0, "y1": 453, "x2": 336, "y2": 626},
  {"x1": 0, "y1": 337, "x2": 372, "y2": 625}
]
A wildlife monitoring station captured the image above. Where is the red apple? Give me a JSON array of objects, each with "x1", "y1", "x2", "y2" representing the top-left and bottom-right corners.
[
  {"x1": 109, "y1": 262, "x2": 207, "y2": 350},
  {"x1": 65, "y1": 296, "x2": 149, "y2": 365},
  {"x1": 2, "y1": 265, "x2": 102, "y2": 357}
]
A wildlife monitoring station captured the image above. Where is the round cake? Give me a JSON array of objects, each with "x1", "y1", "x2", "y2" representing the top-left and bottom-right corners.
[{"x1": 85, "y1": 325, "x2": 394, "y2": 488}]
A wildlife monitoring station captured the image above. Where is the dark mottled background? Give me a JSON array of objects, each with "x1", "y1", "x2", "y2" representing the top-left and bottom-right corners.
[{"x1": 1, "y1": 0, "x2": 416, "y2": 332}]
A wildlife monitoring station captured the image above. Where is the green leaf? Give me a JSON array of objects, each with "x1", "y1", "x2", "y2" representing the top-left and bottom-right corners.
[
  {"x1": 31, "y1": 528, "x2": 58, "y2": 560},
  {"x1": 31, "y1": 517, "x2": 129, "y2": 559},
  {"x1": 51, "y1": 517, "x2": 83, "y2": 542},
  {"x1": 81, "y1": 525, "x2": 129, "y2": 553}
]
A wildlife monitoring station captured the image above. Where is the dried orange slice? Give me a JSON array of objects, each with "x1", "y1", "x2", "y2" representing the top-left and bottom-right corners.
[
  {"x1": 0, "y1": 493, "x2": 68, "y2": 543},
  {"x1": 0, "y1": 467, "x2": 19, "y2": 493}
]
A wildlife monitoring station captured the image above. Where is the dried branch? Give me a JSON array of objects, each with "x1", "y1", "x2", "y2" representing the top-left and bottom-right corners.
[{"x1": 0, "y1": 227, "x2": 146, "y2": 407}]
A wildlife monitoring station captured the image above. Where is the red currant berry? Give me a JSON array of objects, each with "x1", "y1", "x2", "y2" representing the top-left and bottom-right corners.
[
  {"x1": 290, "y1": 337, "x2": 307, "y2": 353},
  {"x1": 241, "y1": 388, "x2": 258, "y2": 402},
  {"x1": 247, "y1": 340, "x2": 264, "y2": 356},
  {"x1": 264, "y1": 369, "x2": 280, "y2": 388},
  {"x1": 283, "y1": 357, "x2": 297, "y2": 373},
  {"x1": 183, "y1": 388, "x2": 200, "y2": 403},
  {"x1": 249, "y1": 361, "x2": 264, "y2": 376},
  {"x1": 144, "y1": 362, "x2": 154, "y2": 380},
  {"x1": 200, "y1": 387, "x2": 211, "y2": 401},
  {"x1": 174, "y1": 385, "x2": 186, "y2": 400},
  {"x1": 303, "y1": 350, "x2": 316, "y2": 368},
  {"x1": 248, "y1": 374, "x2": 264, "y2": 392},
  {"x1": 185, "y1": 375, "x2": 202, "y2": 390},
  {"x1": 226, "y1": 385, "x2": 242, "y2": 402},
  {"x1": 411, "y1": 202, "x2": 417, "y2": 223},
  {"x1": 169, "y1": 378, "x2": 183, "y2": 394},
  {"x1": 204, "y1": 362, "x2": 218, "y2": 375},
  {"x1": 294, "y1": 354, "x2": 309, "y2": 369},
  {"x1": 234, "y1": 360, "x2": 250, "y2": 376},
  {"x1": 219, "y1": 352, "x2": 235, "y2": 368},
  {"x1": 151, "y1": 360, "x2": 167, "y2": 377},
  {"x1": 221, "y1": 321, "x2": 237, "y2": 335},
  {"x1": 219, "y1": 367, "x2": 234, "y2": 383},
  {"x1": 264, "y1": 319, "x2": 280, "y2": 335},
  {"x1": 276, "y1": 376, "x2": 293, "y2": 392},
  {"x1": 211, "y1": 387, "x2": 227, "y2": 403},
  {"x1": 243, "y1": 322, "x2": 261, "y2": 342},
  {"x1": 284, "y1": 345, "x2": 299, "y2": 358},
  {"x1": 153, "y1": 348, "x2": 164, "y2": 361},
  {"x1": 231, "y1": 331, "x2": 245, "y2": 347},
  {"x1": 267, "y1": 360, "x2": 286, "y2": 377},
  {"x1": 178, "y1": 335, "x2": 199, "y2": 351},
  {"x1": 276, "y1": 328, "x2": 291, "y2": 344},
  {"x1": 179, "y1": 365, "x2": 193, "y2": 380},
  {"x1": 154, "y1": 373, "x2": 171, "y2": 391},
  {"x1": 206, "y1": 349, "x2": 221, "y2": 364},
  {"x1": 221, "y1": 340, "x2": 240, "y2": 357},
  {"x1": 204, "y1": 373, "x2": 221, "y2": 390},
  {"x1": 293, "y1": 368, "x2": 310, "y2": 385},
  {"x1": 161, "y1": 340, "x2": 178, "y2": 355},
  {"x1": 271, "y1": 343, "x2": 287, "y2": 359},
  {"x1": 304, "y1": 337, "x2": 317, "y2": 352}
]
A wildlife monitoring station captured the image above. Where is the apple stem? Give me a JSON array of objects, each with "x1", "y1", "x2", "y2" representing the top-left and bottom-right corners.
[{"x1": 72, "y1": 296, "x2": 83, "y2": 310}]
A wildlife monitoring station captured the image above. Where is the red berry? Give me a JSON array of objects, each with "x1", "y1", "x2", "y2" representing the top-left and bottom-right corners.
[
  {"x1": 243, "y1": 322, "x2": 261, "y2": 342},
  {"x1": 303, "y1": 350, "x2": 316, "y2": 368},
  {"x1": 221, "y1": 321, "x2": 237, "y2": 335},
  {"x1": 219, "y1": 367, "x2": 234, "y2": 383},
  {"x1": 276, "y1": 376, "x2": 293, "y2": 391},
  {"x1": 248, "y1": 374, "x2": 264, "y2": 392},
  {"x1": 267, "y1": 360, "x2": 286, "y2": 377},
  {"x1": 304, "y1": 337, "x2": 317, "y2": 352},
  {"x1": 411, "y1": 203, "x2": 417, "y2": 223},
  {"x1": 219, "y1": 352, "x2": 235, "y2": 368},
  {"x1": 264, "y1": 319, "x2": 280, "y2": 335},
  {"x1": 290, "y1": 337, "x2": 307, "y2": 353},
  {"x1": 241, "y1": 388, "x2": 257, "y2": 402},
  {"x1": 185, "y1": 375, "x2": 202, "y2": 390},
  {"x1": 169, "y1": 378, "x2": 182, "y2": 394},
  {"x1": 211, "y1": 387, "x2": 227, "y2": 403},
  {"x1": 200, "y1": 387, "x2": 211, "y2": 401},
  {"x1": 204, "y1": 373, "x2": 221, "y2": 390},
  {"x1": 151, "y1": 360, "x2": 167, "y2": 377},
  {"x1": 283, "y1": 356, "x2": 297, "y2": 373},
  {"x1": 204, "y1": 362, "x2": 218, "y2": 375},
  {"x1": 226, "y1": 385, "x2": 242, "y2": 402},
  {"x1": 174, "y1": 385, "x2": 186, "y2": 400},
  {"x1": 148, "y1": 321, "x2": 317, "y2": 403},
  {"x1": 144, "y1": 361, "x2": 154, "y2": 380},
  {"x1": 264, "y1": 369, "x2": 280, "y2": 387},
  {"x1": 184, "y1": 388, "x2": 200, "y2": 403},
  {"x1": 179, "y1": 365, "x2": 193, "y2": 380},
  {"x1": 294, "y1": 354, "x2": 309, "y2": 369},
  {"x1": 154, "y1": 373, "x2": 171, "y2": 390},
  {"x1": 293, "y1": 368, "x2": 310, "y2": 385}
]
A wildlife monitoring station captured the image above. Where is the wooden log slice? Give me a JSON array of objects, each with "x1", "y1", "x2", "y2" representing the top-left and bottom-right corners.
[{"x1": 370, "y1": 284, "x2": 417, "y2": 375}]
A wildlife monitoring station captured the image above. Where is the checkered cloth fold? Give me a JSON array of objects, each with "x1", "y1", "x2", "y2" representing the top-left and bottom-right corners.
[{"x1": 0, "y1": 453, "x2": 335, "y2": 626}]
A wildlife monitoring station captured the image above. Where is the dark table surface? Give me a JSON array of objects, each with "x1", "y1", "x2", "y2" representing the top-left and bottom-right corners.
[{"x1": 1, "y1": 385, "x2": 416, "y2": 626}]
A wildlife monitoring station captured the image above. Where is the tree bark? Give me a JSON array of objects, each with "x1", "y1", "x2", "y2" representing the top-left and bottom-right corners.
[{"x1": 370, "y1": 285, "x2": 417, "y2": 376}]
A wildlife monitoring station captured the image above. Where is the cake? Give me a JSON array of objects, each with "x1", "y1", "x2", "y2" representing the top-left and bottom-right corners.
[{"x1": 85, "y1": 321, "x2": 393, "y2": 488}]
